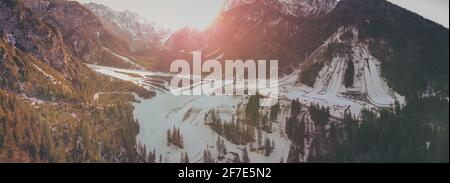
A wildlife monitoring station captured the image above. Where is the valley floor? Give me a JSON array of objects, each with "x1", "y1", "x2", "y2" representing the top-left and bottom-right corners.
[{"x1": 87, "y1": 61, "x2": 402, "y2": 162}]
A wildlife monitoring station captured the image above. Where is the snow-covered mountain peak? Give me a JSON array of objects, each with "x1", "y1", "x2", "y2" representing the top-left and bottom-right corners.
[
  {"x1": 224, "y1": 0, "x2": 339, "y2": 17},
  {"x1": 84, "y1": 2, "x2": 168, "y2": 51}
]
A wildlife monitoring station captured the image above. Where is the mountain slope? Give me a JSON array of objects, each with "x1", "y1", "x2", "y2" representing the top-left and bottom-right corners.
[
  {"x1": 166, "y1": 0, "x2": 449, "y2": 96},
  {"x1": 24, "y1": 0, "x2": 132, "y2": 63},
  {"x1": 1, "y1": 0, "x2": 71, "y2": 72},
  {"x1": 299, "y1": 0, "x2": 449, "y2": 96},
  {"x1": 1, "y1": 0, "x2": 153, "y2": 163},
  {"x1": 87, "y1": 0, "x2": 449, "y2": 163},
  {"x1": 224, "y1": 0, "x2": 339, "y2": 17},
  {"x1": 84, "y1": 2, "x2": 168, "y2": 53}
]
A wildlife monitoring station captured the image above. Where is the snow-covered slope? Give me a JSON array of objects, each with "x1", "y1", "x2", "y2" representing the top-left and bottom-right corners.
[
  {"x1": 298, "y1": 26, "x2": 404, "y2": 111},
  {"x1": 87, "y1": 64, "x2": 292, "y2": 163},
  {"x1": 102, "y1": 47, "x2": 145, "y2": 70},
  {"x1": 87, "y1": 49, "x2": 400, "y2": 163},
  {"x1": 86, "y1": 25, "x2": 409, "y2": 163}
]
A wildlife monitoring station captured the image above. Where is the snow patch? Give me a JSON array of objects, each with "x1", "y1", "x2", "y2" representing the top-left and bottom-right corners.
[
  {"x1": 6, "y1": 33, "x2": 16, "y2": 47},
  {"x1": 102, "y1": 47, "x2": 145, "y2": 70}
]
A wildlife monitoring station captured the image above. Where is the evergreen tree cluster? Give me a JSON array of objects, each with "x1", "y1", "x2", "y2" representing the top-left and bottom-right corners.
[
  {"x1": 180, "y1": 151, "x2": 190, "y2": 163},
  {"x1": 344, "y1": 59, "x2": 355, "y2": 88},
  {"x1": 136, "y1": 144, "x2": 157, "y2": 163},
  {"x1": 286, "y1": 116, "x2": 308, "y2": 151},
  {"x1": 245, "y1": 95, "x2": 261, "y2": 125},
  {"x1": 206, "y1": 110, "x2": 255, "y2": 145},
  {"x1": 290, "y1": 99, "x2": 302, "y2": 117},
  {"x1": 0, "y1": 89, "x2": 145, "y2": 163},
  {"x1": 167, "y1": 126, "x2": 184, "y2": 148},
  {"x1": 203, "y1": 148, "x2": 215, "y2": 163},
  {"x1": 311, "y1": 96, "x2": 449, "y2": 163},
  {"x1": 216, "y1": 136, "x2": 227, "y2": 160},
  {"x1": 261, "y1": 114, "x2": 273, "y2": 133},
  {"x1": 269, "y1": 102, "x2": 280, "y2": 122},
  {"x1": 309, "y1": 103, "x2": 330, "y2": 126},
  {"x1": 285, "y1": 99, "x2": 308, "y2": 147},
  {"x1": 0, "y1": 92, "x2": 55, "y2": 162},
  {"x1": 242, "y1": 147, "x2": 250, "y2": 163},
  {"x1": 263, "y1": 136, "x2": 275, "y2": 156},
  {"x1": 244, "y1": 96, "x2": 279, "y2": 133},
  {"x1": 231, "y1": 152, "x2": 241, "y2": 163},
  {"x1": 287, "y1": 145, "x2": 302, "y2": 163}
]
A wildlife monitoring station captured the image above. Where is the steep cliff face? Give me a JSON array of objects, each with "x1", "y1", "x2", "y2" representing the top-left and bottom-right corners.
[
  {"x1": 84, "y1": 3, "x2": 168, "y2": 53},
  {"x1": 1, "y1": 0, "x2": 135, "y2": 101},
  {"x1": 0, "y1": 0, "x2": 91, "y2": 101},
  {"x1": 23, "y1": 0, "x2": 131, "y2": 64},
  {"x1": 1, "y1": 0, "x2": 71, "y2": 72}
]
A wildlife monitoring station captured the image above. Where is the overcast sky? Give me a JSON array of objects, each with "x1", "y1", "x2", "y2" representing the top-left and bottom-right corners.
[
  {"x1": 75, "y1": 0, "x2": 449, "y2": 30},
  {"x1": 388, "y1": 0, "x2": 449, "y2": 28}
]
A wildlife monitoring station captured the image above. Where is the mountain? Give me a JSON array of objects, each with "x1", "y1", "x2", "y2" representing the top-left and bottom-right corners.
[
  {"x1": 224, "y1": 0, "x2": 339, "y2": 17},
  {"x1": 84, "y1": 2, "x2": 168, "y2": 53},
  {"x1": 1, "y1": 0, "x2": 152, "y2": 162},
  {"x1": 1, "y1": 0, "x2": 71, "y2": 73},
  {"x1": 1, "y1": 0, "x2": 83, "y2": 98},
  {"x1": 24, "y1": 0, "x2": 171, "y2": 70},
  {"x1": 1, "y1": 0, "x2": 448, "y2": 163},
  {"x1": 157, "y1": 1, "x2": 448, "y2": 163},
  {"x1": 166, "y1": 0, "x2": 449, "y2": 96},
  {"x1": 24, "y1": 0, "x2": 137, "y2": 65}
]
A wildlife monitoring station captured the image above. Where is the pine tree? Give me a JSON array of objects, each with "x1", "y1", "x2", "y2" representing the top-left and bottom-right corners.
[
  {"x1": 203, "y1": 149, "x2": 213, "y2": 163},
  {"x1": 344, "y1": 59, "x2": 355, "y2": 88},
  {"x1": 172, "y1": 126, "x2": 177, "y2": 143},
  {"x1": 264, "y1": 137, "x2": 272, "y2": 156},
  {"x1": 233, "y1": 154, "x2": 241, "y2": 163},
  {"x1": 40, "y1": 121, "x2": 57, "y2": 162},
  {"x1": 249, "y1": 142, "x2": 255, "y2": 152},
  {"x1": 167, "y1": 129, "x2": 171, "y2": 145},
  {"x1": 287, "y1": 145, "x2": 300, "y2": 163},
  {"x1": 184, "y1": 152, "x2": 190, "y2": 163},
  {"x1": 298, "y1": 117, "x2": 306, "y2": 155},
  {"x1": 216, "y1": 136, "x2": 223, "y2": 158},
  {"x1": 203, "y1": 150, "x2": 208, "y2": 163},
  {"x1": 270, "y1": 101, "x2": 280, "y2": 122},
  {"x1": 180, "y1": 152, "x2": 185, "y2": 163},
  {"x1": 246, "y1": 125, "x2": 255, "y2": 143},
  {"x1": 257, "y1": 129, "x2": 263, "y2": 149},
  {"x1": 245, "y1": 95, "x2": 261, "y2": 125},
  {"x1": 262, "y1": 114, "x2": 270, "y2": 132},
  {"x1": 180, "y1": 133, "x2": 184, "y2": 148},
  {"x1": 147, "y1": 149, "x2": 156, "y2": 163},
  {"x1": 268, "y1": 120, "x2": 273, "y2": 133},
  {"x1": 221, "y1": 139, "x2": 227, "y2": 155},
  {"x1": 242, "y1": 147, "x2": 250, "y2": 163},
  {"x1": 290, "y1": 99, "x2": 301, "y2": 117}
]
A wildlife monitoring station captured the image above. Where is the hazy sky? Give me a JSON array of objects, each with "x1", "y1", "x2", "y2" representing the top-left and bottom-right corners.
[
  {"x1": 76, "y1": 0, "x2": 225, "y2": 30},
  {"x1": 75, "y1": 0, "x2": 449, "y2": 30},
  {"x1": 388, "y1": 0, "x2": 449, "y2": 28}
]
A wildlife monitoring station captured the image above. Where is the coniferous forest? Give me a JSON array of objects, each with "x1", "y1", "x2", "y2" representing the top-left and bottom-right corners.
[{"x1": 1, "y1": 0, "x2": 448, "y2": 164}]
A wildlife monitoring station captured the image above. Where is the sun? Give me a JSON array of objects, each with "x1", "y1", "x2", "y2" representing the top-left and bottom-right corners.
[{"x1": 179, "y1": 0, "x2": 225, "y2": 30}]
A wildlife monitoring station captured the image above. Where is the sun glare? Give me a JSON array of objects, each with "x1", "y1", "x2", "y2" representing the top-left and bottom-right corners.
[
  {"x1": 76, "y1": 0, "x2": 225, "y2": 30},
  {"x1": 180, "y1": 0, "x2": 225, "y2": 30}
]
